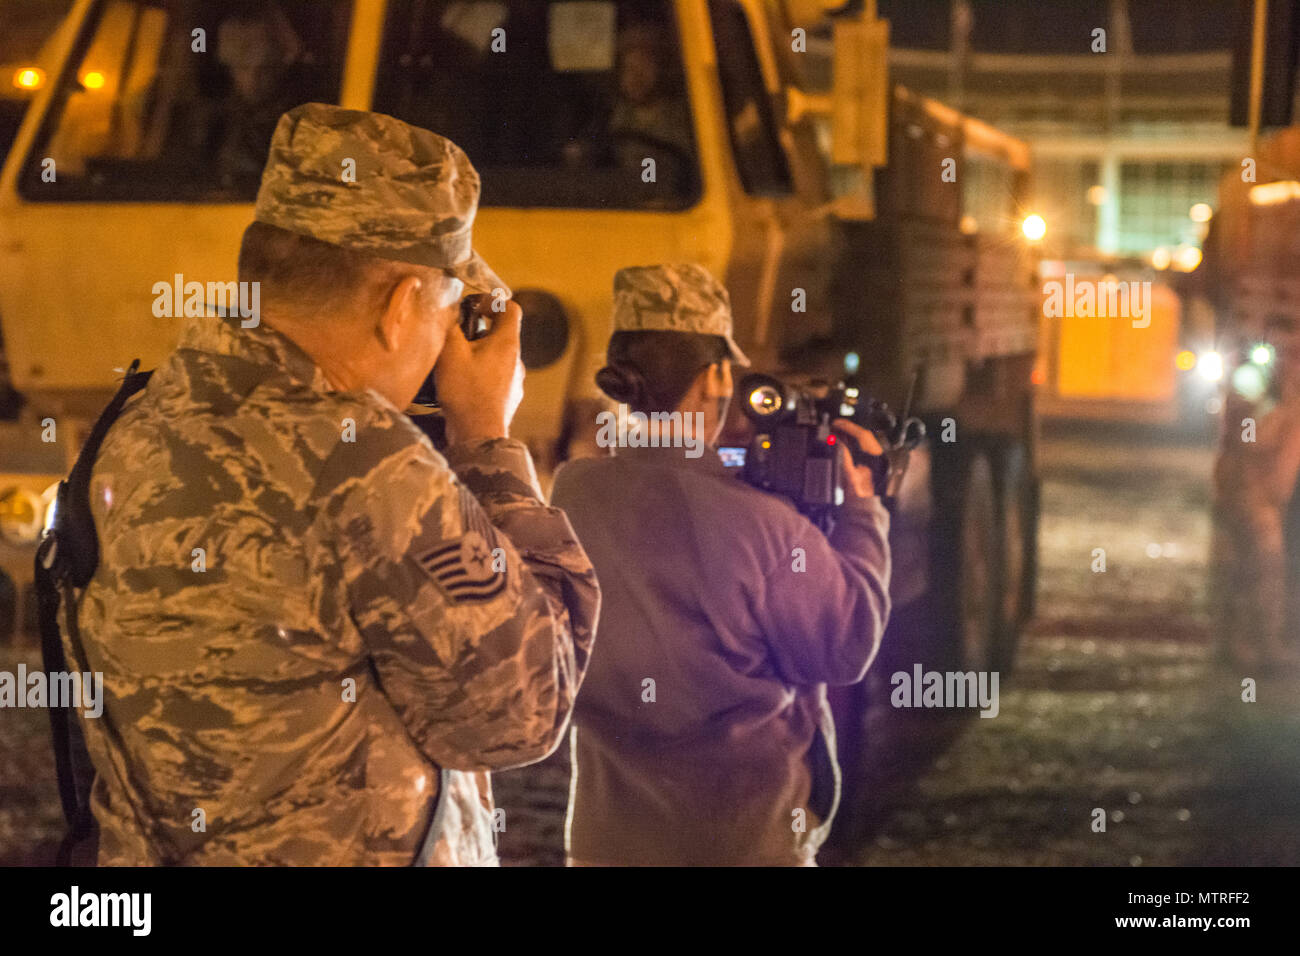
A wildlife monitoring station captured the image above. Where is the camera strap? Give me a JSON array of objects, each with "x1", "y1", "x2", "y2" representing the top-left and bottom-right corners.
[{"x1": 35, "y1": 359, "x2": 188, "y2": 865}]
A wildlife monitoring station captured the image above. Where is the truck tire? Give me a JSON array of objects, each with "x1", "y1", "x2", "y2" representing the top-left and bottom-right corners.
[
  {"x1": 0, "y1": 570, "x2": 15, "y2": 644},
  {"x1": 1285, "y1": 472, "x2": 1300, "y2": 640},
  {"x1": 933, "y1": 447, "x2": 1004, "y2": 673},
  {"x1": 993, "y1": 441, "x2": 1038, "y2": 673}
]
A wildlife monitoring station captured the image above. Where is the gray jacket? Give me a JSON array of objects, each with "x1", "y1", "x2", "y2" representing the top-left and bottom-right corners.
[{"x1": 551, "y1": 444, "x2": 890, "y2": 865}]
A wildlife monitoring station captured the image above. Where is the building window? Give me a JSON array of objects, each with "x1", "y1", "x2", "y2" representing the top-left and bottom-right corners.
[{"x1": 1118, "y1": 161, "x2": 1228, "y2": 253}]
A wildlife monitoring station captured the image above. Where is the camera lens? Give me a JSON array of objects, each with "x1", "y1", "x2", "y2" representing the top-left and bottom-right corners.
[
  {"x1": 748, "y1": 385, "x2": 783, "y2": 417},
  {"x1": 460, "y1": 294, "x2": 492, "y2": 340}
]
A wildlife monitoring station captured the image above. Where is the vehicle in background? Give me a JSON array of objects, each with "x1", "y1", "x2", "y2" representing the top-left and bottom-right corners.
[
  {"x1": 0, "y1": 0, "x2": 76, "y2": 639},
  {"x1": 1035, "y1": 257, "x2": 1217, "y2": 432},
  {"x1": 1194, "y1": 126, "x2": 1300, "y2": 651},
  {"x1": 0, "y1": 1, "x2": 1040, "y2": 723},
  {"x1": 0, "y1": 1, "x2": 75, "y2": 161}
]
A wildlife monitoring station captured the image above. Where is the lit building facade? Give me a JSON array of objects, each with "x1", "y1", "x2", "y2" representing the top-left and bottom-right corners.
[{"x1": 879, "y1": 0, "x2": 1246, "y2": 264}]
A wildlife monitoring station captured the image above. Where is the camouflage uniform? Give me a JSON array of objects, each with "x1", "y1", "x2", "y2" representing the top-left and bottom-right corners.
[
  {"x1": 70, "y1": 104, "x2": 599, "y2": 865},
  {"x1": 610, "y1": 263, "x2": 749, "y2": 365}
]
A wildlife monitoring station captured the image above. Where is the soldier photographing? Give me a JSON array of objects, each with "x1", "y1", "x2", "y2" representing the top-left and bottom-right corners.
[
  {"x1": 40, "y1": 104, "x2": 599, "y2": 865},
  {"x1": 552, "y1": 264, "x2": 891, "y2": 866}
]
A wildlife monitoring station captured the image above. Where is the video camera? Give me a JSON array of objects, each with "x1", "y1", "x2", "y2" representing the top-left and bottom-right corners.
[{"x1": 722, "y1": 372, "x2": 925, "y2": 529}]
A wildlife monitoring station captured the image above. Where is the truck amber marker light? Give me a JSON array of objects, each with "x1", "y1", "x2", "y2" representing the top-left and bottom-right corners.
[{"x1": 12, "y1": 66, "x2": 44, "y2": 90}]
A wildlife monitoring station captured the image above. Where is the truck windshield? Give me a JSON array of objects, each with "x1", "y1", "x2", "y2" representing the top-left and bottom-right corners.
[
  {"x1": 0, "y1": 0, "x2": 74, "y2": 162},
  {"x1": 18, "y1": 0, "x2": 351, "y2": 202},
  {"x1": 373, "y1": 0, "x2": 700, "y2": 210}
]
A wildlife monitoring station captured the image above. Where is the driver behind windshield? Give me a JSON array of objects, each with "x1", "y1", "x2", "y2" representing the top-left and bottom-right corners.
[
  {"x1": 608, "y1": 22, "x2": 692, "y2": 168},
  {"x1": 565, "y1": 20, "x2": 693, "y2": 189}
]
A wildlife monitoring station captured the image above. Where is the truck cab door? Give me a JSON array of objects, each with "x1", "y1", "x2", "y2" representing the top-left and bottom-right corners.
[{"x1": 705, "y1": 0, "x2": 830, "y2": 369}]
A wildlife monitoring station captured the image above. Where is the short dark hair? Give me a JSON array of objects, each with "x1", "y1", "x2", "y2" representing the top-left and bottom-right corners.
[
  {"x1": 595, "y1": 330, "x2": 729, "y2": 414},
  {"x1": 237, "y1": 220, "x2": 414, "y2": 315}
]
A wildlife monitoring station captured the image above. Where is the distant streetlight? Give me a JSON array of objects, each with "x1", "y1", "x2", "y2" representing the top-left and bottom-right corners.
[
  {"x1": 1087, "y1": 185, "x2": 1108, "y2": 206},
  {"x1": 1190, "y1": 202, "x2": 1213, "y2": 223},
  {"x1": 1022, "y1": 214, "x2": 1046, "y2": 241},
  {"x1": 1152, "y1": 247, "x2": 1172, "y2": 270}
]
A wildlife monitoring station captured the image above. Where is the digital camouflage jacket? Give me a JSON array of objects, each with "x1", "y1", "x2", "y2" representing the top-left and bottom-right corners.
[{"x1": 71, "y1": 312, "x2": 598, "y2": 865}]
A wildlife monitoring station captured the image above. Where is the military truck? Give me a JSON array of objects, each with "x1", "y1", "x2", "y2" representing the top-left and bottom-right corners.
[
  {"x1": 1192, "y1": 128, "x2": 1300, "y2": 656},
  {"x1": 0, "y1": 0, "x2": 1040, "y2": 686}
]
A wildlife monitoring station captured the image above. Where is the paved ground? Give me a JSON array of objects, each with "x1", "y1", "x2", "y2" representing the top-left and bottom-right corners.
[
  {"x1": 848, "y1": 424, "x2": 1300, "y2": 866},
  {"x1": 2, "y1": 422, "x2": 1297, "y2": 865}
]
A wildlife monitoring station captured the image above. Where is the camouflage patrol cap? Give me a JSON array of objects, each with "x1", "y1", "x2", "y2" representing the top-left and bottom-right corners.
[
  {"x1": 254, "y1": 103, "x2": 509, "y2": 296},
  {"x1": 611, "y1": 263, "x2": 749, "y2": 366}
]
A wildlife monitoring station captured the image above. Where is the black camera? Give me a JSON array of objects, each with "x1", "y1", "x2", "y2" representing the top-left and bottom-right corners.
[
  {"x1": 726, "y1": 372, "x2": 924, "y2": 527},
  {"x1": 409, "y1": 294, "x2": 497, "y2": 447},
  {"x1": 411, "y1": 294, "x2": 495, "y2": 409}
]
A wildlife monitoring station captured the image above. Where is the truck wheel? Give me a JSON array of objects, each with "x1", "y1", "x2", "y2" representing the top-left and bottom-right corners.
[
  {"x1": 958, "y1": 454, "x2": 1002, "y2": 672},
  {"x1": 1285, "y1": 473, "x2": 1300, "y2": 640},
  {"x1": 0, "y1": 570, "x2": 15, "y2": 644},
  {"x1": 993, "y1": 442, "x2": 1037, "y2": 673},
  {"x1": 932, "y1": 449, "x2": 1004, "y2": 673}
]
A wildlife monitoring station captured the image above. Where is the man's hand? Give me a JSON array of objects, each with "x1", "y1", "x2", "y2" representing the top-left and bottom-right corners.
[
  {"x1": 833, "y1": 418, "x2": 884, "y2": 501},
  {"x1": 435, "y1": 298, "x2": 525, "y2": 445}
]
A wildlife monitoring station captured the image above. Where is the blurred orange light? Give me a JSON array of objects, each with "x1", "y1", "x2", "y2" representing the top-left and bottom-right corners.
[
  {"x1": 1030, "y1": 367, "x2": 1046, "y2": 386},
  {"x1": 1175, "y1": 350, "x2": 1196, "y2": 371},
  {"x1": 13, "y1": 67, "x2": 44, "y2": 90},
  {"x1": 1249, "y1": 181, "x2": 1300, "y2": 206},
  {"x1": 1174, "y1": 247, "x2": 1202, "y2": 272},
  {"x1": 81, "y1": 70, "x2": 105, "y2": 90}
]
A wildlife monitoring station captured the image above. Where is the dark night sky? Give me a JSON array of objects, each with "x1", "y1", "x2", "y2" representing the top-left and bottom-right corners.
[{"x1": 879, "y1": 0, "x2": 1236, "y2": 54}]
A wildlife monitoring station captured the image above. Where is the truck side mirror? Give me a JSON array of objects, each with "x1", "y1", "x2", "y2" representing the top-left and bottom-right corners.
[{"x1": 830, "y1": 16, "x2": 889, "y2": 168}]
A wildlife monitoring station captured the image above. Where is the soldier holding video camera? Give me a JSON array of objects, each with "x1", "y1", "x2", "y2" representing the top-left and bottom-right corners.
[
  {"x1": 550, "y1": 264, "x2": 891, "y2": 866},
  {"x1": 55, "y1": 104, "x2": 599, "y2": 865}
]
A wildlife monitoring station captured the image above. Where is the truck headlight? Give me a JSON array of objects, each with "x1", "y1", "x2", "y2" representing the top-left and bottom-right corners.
[{"x1": 1197, "y1": 350, "x2": 1224, "y2": 382}]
